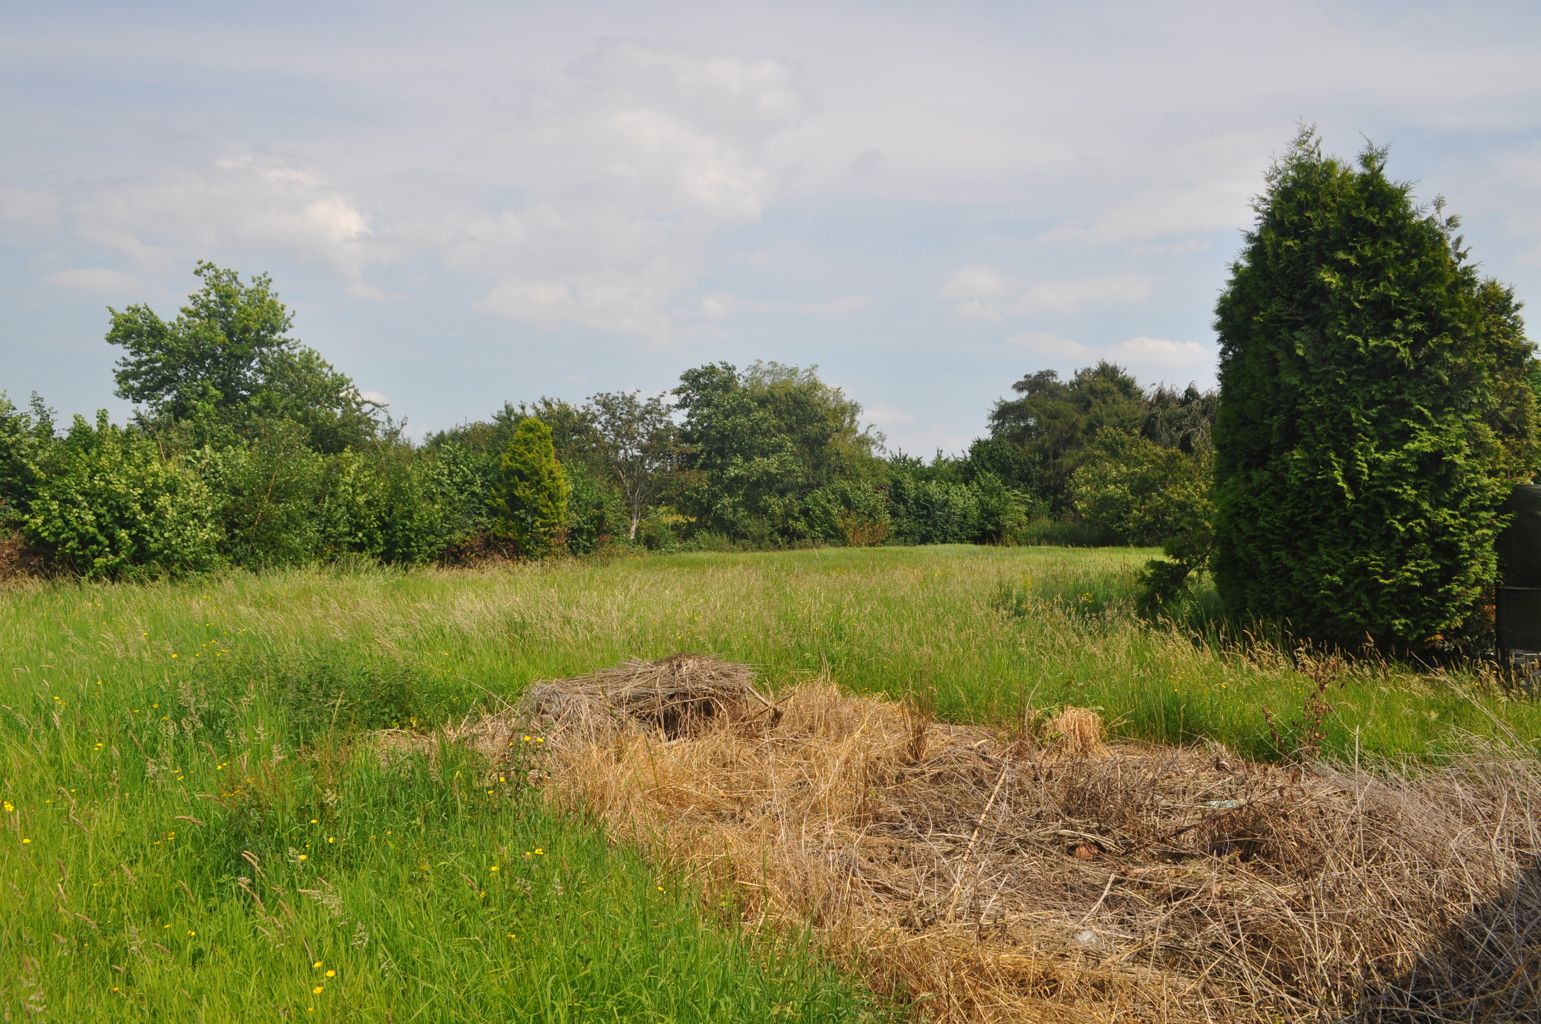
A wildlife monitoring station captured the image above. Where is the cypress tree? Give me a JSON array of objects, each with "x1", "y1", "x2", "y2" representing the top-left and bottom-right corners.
[
  {"x1": 1213, "y1": 128, "x2": 1538, "y2": 648},
  {"x1": 491, "y1": 417, "x2": 571, "y2": 558}
]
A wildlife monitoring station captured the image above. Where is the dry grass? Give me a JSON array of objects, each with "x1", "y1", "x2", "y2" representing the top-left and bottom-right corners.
[{"x1": 411, "y1": 657, "x2": 1541, "y2": 1023}]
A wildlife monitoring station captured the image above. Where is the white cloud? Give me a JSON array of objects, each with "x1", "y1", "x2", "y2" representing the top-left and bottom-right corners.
[
  {"x1": 0, "y1": 184, "x2": 60, "y2": 235},
  {"x1": 1115, "y1": 335, "x2": 1207, "y2": 366},
  {"x1": 1005, "y1": 330, "x2": 1089, "y2": 359},
  {"x1": 798, "y1": 294, "x2": 869, "y2": 317},
  {"x1": 864, "y1": 401, "x2": 915, "y2": 427},
  {"x1": 1035, "y1": 180, "x2": 1255, "y2": 249},
  {"x1": 43, "y1": 154, "x2": 387, "y2": 299},
  {"x1": 1005, "y1": 332, "x2": 1214, "y2": 387},
  {"x1": 688, "y1": 290, "x2": 869, "y2": 323},
  {"x1": 942, "y1": 263, "x2": 1010, "y2": 301},
  {"x1": 1005, "y1": 274, "x2": 1153, "y2": 315},
  {"x1": 449, "y1": 39, "x2": 815, "y2": 342},
  {"x1": 44, "y1": 267, "x2": 143, "y2": 296},
  {"x1": 948, "y1": 268, "x2": 1152, "y2": 320}
]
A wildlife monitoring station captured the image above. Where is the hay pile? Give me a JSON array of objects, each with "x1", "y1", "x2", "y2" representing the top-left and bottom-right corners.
[{"x1": 488, "y1": 658, "x2": 1541, "y2": 1022}]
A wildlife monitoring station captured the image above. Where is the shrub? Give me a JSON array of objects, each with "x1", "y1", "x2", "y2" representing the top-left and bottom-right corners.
[
  {"x1": 491, "y1": 418, "x2": 571, "y2": 557},
  {"x1": 803, "y1": 481, "x2": 891, "y2": 546},
  {"x1": 890, "y1": 475, "x2": 981, "y2": 544},
  {"x1": 0, "y1": 393, "x2": 54, "y2": 524},
  {"x1": 637, "y1": 505, "x2": 691, "y2": 551},
  {"x1": 1070, "y1": 431, "x2": 1212, "y2": 547},
  {"x1": 565, "y1": 461, "x2": 628, "y2": 555},
  {"x1": 969, "y1": 471, "x2": 1038, "y2": 545},
  {"x1": 195, "y1": 419, "x2": 326, "y2": 569},
  {"x1": 22, "y1": 412, "x2": 220, "y2": 579}
]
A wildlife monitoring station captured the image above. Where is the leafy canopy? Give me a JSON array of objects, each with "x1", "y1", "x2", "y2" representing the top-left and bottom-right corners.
[
  {"x1": 108, "y1": 262, "x2": 380, "y2": 452},
  {"x1": 674, "y1": 362, "x2": 883, "y2": 543}
]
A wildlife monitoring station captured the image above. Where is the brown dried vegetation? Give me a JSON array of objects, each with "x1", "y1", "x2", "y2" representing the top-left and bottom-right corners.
[{"x1": 420, "y1": 656, "x2": 1541, "y2": 1022}]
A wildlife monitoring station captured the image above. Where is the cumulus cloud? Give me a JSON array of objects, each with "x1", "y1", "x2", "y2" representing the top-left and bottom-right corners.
[
  {"x1": 1005, "y1": 330, "x2": 1090, "y2": 359},
  {"x1": 863, "y1": 401, "x2": 915, "y2": 427},
  {"x1": 1035, "y1": 180, "x2": 1255, "y2": 249},
  {"x1": 449, "y1": 39, "x2": 815, "y2": 342},
  {"x1": 33, "y1": 154, "x2": 387, "y2": 299}
]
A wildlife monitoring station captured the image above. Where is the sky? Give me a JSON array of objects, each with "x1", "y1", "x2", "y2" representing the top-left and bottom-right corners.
[{"x1": 4, "y1": 1, "x2": 1541, "y2": 455}]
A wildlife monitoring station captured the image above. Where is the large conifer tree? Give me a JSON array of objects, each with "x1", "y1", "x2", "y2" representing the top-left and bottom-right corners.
[{"x1": 1213, "y1": 129, "x2": 1538, "y2": 647}]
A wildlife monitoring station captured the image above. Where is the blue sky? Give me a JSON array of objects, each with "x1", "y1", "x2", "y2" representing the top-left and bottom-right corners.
[{"x1": 4, "y1": 0, "x2": 1541, "y2": 453}]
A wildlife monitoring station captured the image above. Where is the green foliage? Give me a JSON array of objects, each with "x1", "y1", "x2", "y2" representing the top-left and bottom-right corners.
[
  {"x1": 889, "y1": 475, "x2": 981, "y2": 544},
  {"x1": 20, "y1": 412, "x2": 220, "y2": 579},
  {"x1": 802, "y1": 481, "x2": 892, "y2": 546},
  {"x1": 0, "y1": 392, "x2": 55, "y2": 522},
  {"x1": 195, "y1": 418, "x2": 326, "y2": 569},
  {"x1": 637, "y1": 505, "x2": 691, "y2": 551},
  {"x1": 1070, "y1": 432, "x2": 1213, "y2": 546},
  {"x1": 308, "y1": 444, "x2": 472, "y2": 567},
  {"x1": 565, "y1": 461, "x2": 628, "y2": 555},
  {"x1": 492, "y1": 418, "x2": 571, "y2": 558},
  {"x1": 246, "y1": 345, "x2": 383, "y2": 454},
  {"x1": 1213, "y1": 129, "x2": 1540, "y2": 647},
  {"x1": 494, "y1": 397, "x2": 603, "y2": 469},
  {"x1": 587, "y1": 390, "x2": 680, "y2": 541},
  {"x1": 108, "y1": 262, "x2": 380, "y2": 452},
  {"x1": 969, "y1": 471, "x2": 1039, "y2": 544},
  {"x1": 986, "y1": 362, "x2": 1147, "y2": 513},
  {"x1": 885, "y1": 465, "x2": 1037, "y2": 546},
  {"x1": 674, "y1": 362, "x2": 883, "y2": 544},
  {"x1": 369, "y1": 444, "x2": 469, "y2": 566}
]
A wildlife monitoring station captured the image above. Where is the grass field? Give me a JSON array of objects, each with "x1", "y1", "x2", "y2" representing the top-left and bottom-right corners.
[{"x1": 4, "y1": 545, "x2": 1539, "y2": 1021}]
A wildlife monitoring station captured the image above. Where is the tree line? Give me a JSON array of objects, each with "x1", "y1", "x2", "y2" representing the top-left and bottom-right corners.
[
  {"x1": 5, "y1": 128, "x2": 1535, "y2": 657},
  {"x1": 0, "y1": 264, "x2": 1215, "y2": 579}
]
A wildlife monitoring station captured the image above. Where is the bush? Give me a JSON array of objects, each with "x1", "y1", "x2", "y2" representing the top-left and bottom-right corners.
[
  {"x1": 1013, "y1": 518, "x2": 1124, "y2": 548},
  {"x1": 802, "y1": 481, "x2": 891, "y2": 546},
  {"x1": 22, "y1": 412, "x2": 220, "y2": 579},
  {"x1": 195, "y1": 419, "x2": 326, "y2": 569},
  {"x1": 890, "y1": 475, "x2": 981, "y2": 544},
  {"x1": 0, "y1": 393, "x2": 54, "y2": 524},
  {"x1": 1070, "y1": 431, "x2": 1212, "y2": 547},
  {"x1": 637, "y1": 505, "x2": 691, "y2": 551},
  {"x1": 1213, "y1": 130, "x2": 1538, "y2": 647},
  {"x1": 969, "y1": 472, "x2": 1038, "y2": 545},
  {"x1": 310, "y1": 444, "x2": 473, "y2": 567},
  {"x1": 565, "y1": 461, "x2": 628, "y2": 555},
  {"x1": 491, "y1": 418, "x2": 571, "y2": 558}
]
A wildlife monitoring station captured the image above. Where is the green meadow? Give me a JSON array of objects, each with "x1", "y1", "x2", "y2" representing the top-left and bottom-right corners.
[{"x1": 4, "y1": 546, "x2": 1539, "y2": 1021}]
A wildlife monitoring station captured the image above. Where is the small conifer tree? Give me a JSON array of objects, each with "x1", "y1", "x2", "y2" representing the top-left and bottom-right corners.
[{"x1": 491, "y1": 417, "x2": 571, "y2": 557}]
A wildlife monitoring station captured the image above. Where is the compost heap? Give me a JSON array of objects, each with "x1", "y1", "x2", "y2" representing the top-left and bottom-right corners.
[{"x1": 437, "y1": 656, "x2": 1541, "y2": 1023}]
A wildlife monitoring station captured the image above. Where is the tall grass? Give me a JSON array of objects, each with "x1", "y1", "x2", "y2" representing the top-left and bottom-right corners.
[{"x1": 3, "y1": 546, "x2": 1538, "y2": 1020}]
